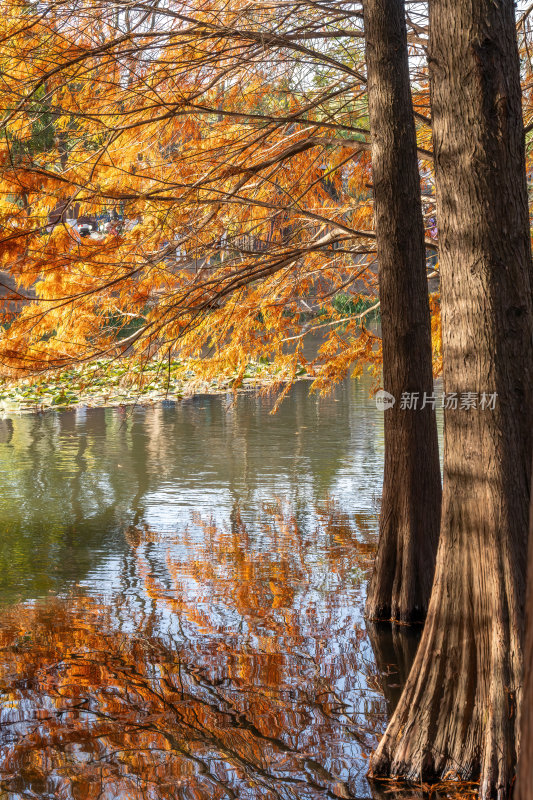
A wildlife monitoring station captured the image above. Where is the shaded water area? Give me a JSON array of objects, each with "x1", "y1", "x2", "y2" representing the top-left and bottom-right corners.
[{"x1": 0, "y1": 376, "x2": 434, "y2": 800}]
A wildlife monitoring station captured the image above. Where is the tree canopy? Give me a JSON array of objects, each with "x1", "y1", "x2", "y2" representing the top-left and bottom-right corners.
[{"x1": 0, "y1": 0, "x2": 443, "y2": 392}]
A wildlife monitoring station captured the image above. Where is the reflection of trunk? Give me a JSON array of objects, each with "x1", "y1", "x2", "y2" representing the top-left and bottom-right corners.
[
  {"x1": 363, "y1": 0, "x2": 441, "y2": 624},
  {"x1": 516, "y1": 484, "x2": 533, "y2": 800},
  {"x1": 366, "y1": 623, "x2": 420, "y2": 716},
  {"x1": 370, "y1": 2, "x2": 533, "y2": 796}
]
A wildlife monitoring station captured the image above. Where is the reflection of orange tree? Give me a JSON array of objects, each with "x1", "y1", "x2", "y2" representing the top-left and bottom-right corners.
[
  {"x1": 0, "y1": 502, "x2": 381, "y2": 800},
  {"x1": 134, "y1": 500, "x2": 375, "y2": 612}
]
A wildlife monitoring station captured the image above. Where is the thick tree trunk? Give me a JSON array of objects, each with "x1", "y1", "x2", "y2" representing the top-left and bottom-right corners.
[
  {"x1": 369, "y1": 2, "x2": 533, "y2": 797},
  {"x1": 516, "y1": 482, "x2": 533, "y2": 800},
  {"x1": 363, "y1": 0, "x2": 441, "y2": 624}
]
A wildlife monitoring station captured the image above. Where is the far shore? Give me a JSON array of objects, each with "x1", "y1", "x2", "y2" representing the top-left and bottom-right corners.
[{"x1": 0, "y1": 358, "x2": 312, "y2": 414}]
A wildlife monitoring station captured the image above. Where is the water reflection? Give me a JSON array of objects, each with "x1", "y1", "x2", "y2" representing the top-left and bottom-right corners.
[
  {"x1": 365, "y1": 624, "x2": 421, "y2": 715},
  {"x1": 0, "y1": 503, "x2": 384, "y2": 799},
  {"x1": 0, "y1": 377, "x2": 445, "y2": 798},
  {"x1": 0, "y1": 380, "x2": 382, "y2": 604}
]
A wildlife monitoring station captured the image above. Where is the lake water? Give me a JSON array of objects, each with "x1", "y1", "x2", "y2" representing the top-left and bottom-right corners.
[{"x1": 0, "y1": 376, "x2": 427, "y2": 800}]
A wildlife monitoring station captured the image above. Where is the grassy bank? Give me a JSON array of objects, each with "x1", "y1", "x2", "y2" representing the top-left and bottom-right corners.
[{"x1": 0, "y1": 358, "x2": 310, "y2": 413}]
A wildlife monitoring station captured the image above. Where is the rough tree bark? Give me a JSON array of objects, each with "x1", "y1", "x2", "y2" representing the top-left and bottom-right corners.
[
  {"x1": 515, "y1": 481, "x2": 533, "y2": 800},
  {"x1": 363, "y1": 0, "x2": 441, "y2": 624},
  {"x1": 369, "y1": 1, "x2": 533, "y2": 797}
]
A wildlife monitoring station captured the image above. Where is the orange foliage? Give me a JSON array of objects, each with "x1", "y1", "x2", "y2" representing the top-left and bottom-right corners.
[{"x1": 0, "y1": 0, "x2": 443, "y2": 391}]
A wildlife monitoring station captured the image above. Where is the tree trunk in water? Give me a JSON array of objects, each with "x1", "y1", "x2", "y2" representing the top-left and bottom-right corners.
[
  {"x1": 363, "y1": 0, "x2": 441, "y2": 624},
  {"x1": 515, "y1": 481, "x2": 533, "y2": 800},
  {"x1": 369, "y1": 2, "x2": 533, "y2": 797}
]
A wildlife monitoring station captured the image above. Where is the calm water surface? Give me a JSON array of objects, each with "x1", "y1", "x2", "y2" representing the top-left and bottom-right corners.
[{"x1": 0, "y1": 376, "x2": 426, "y2": 800}]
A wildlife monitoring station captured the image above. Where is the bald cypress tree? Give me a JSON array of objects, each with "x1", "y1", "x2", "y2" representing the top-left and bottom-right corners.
[
  {"x1": 363, "y1": 0, "x2": 441, "y2": 624},
  {"x1": 369, "y1": 1, "x2": 533, "y2": 795}
]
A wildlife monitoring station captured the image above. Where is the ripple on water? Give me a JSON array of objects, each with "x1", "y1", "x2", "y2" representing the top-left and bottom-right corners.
[{"x1": 0, "y1": 376, "x2": 426, "y2": 799}]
